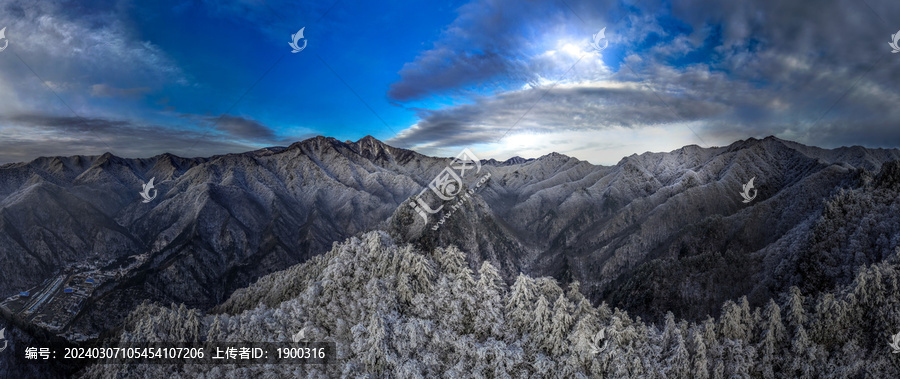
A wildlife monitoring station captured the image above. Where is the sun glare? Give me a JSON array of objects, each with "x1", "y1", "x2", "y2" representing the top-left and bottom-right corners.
[
  {"x1": 558, "y1": 41, "x2": 586, "y2": 57},
  {"x1": 504, "y1": 132, "x2": 542, "y2": 149}
]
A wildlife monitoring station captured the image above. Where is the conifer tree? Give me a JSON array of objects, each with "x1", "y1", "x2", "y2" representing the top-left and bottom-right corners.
[
  {"x1": 664, "y1": 332, "x2": 690, "y2": 378},
  {"x1": 691, "y1": 327, "x2": 710, "y2": 379},
  {"x1": 506, "y1": 274, "x2": 536, "y2": 331},
  {"x1": 475, "y1": 261, "x2": 506, "y2": 340},
  {"x1": 718, "y1": 300, "x2": 746, "y2": 341},
  {"x1": 786, "y1": 286, "x2": 807, "y2": 331},
  {"x1": 548, "y1": 294, "x2": 575, "y2": 356}
]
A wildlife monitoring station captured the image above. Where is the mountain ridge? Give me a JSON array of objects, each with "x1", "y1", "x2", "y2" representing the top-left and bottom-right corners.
[{"x1": 0, "y1": 135, "x2": 899, "y2": 339}]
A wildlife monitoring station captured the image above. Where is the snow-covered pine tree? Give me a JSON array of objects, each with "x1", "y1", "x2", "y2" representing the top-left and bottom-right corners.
[
  {"x1": 718, "y1": 300, "x2": 747, "y2": 341},
  {"x1": 786, "y1": 286, "x2": 808, "y2": 332},
  {"x1": 690, "y1": 327, "x2": 710, "y2": 379},
  {"x1": 757, "y1": 299, "x2": 786, "y2": 378},
  {"x1": 664, "y1": 332, "x2": 690, "y2": 378},
  {"x1": 475, "y1": 261, "x2": 506, "y2": 340},
  {"x1": 548, "y1": 294, "x2": 575, "y2": 356},
  {"x1": 506, "y1": 274, "x2": 536, "y2": 332},
  {"x1": 531, "y1": 295, "x2": 553, "y2": 353}
]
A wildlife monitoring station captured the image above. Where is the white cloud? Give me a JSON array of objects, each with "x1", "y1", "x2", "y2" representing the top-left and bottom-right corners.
[
  {"x1": 0, "y1": 0, "x2": 187, "y2": 116},
  {"x1": 388, "y1": 0, "x2": 900, "y2": 162}
]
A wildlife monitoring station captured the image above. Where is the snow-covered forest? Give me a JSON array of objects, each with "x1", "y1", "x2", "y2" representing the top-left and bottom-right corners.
[{"x1": 81, "y1": 227, "x2": 900, "y2": 378}]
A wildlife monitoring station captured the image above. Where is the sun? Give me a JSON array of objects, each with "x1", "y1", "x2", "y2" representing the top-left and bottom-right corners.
[
  {"x1": 559, "y1": 42, "x2": 584, "y2": 57},
  {"x1": 504, "y1": 132, "x2": 542, "y2": 150}
]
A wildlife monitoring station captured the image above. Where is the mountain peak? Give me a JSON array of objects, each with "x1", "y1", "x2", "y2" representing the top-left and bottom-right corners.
[
  {"x1": 722, "y1": 135, "x2": 788, "y2": 152},
  {"x1": 348, "y1": 135, "x2": 406, "y2": 162},
  {"x1": 286, "y1": 135, "x2": 341, "y2": 151},
  {"x1": 352, "y1": 135, "x2": 389, "y2": 151},
  {"x1": 356, "y1": 135, "x2": 380, "y2": 144},
  {"x1": 537, "y1": 151, "x2": 576, "y2": 162},
  {"x1": 503, "y1": 156, "x2": 530, "y2": 165},
  {"x1": 93, "y1": 151, "x2": 124, "y2": 167}
]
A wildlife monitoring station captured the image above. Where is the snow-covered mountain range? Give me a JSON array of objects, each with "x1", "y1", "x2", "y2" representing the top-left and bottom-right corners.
[{"x1": 1, "y1": 135, "x2": 899, "y2": 338}]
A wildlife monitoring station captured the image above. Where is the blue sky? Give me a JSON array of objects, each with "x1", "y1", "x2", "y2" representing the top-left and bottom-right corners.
[{"x1": 0, "y1": 0, "x2": 899, "y2": 164}]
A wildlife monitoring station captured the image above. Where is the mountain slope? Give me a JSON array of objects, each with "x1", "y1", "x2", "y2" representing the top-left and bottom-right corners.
[
  {"x1": 1, "y1": 135, "x2": 899, "y2": 339},
  {"x1": 83, "y1": 231, "x2": 900, "y2": 378},
  {"x1": 391, "y1": 136, "x2": 900, "y2": 321}
]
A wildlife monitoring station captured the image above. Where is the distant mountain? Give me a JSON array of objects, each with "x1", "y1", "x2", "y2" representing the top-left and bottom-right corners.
[
  {"x1": 1, "y1": 135, "x2": 899, "y2": 341},
  {"x1": 390, "y1": 136, "x2": 900, "y2": 322}
]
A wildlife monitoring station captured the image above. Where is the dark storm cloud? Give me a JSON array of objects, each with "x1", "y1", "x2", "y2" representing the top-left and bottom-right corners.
[
  {"x1": 388, "y1": 50, "x2": 514, "y2": 101},
  {"x1": 7, "y1": 114, "x2": 131, "y2": 131},
  {"x1": 210, "y1": 115, "x2": 278, "y2": 141}
]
